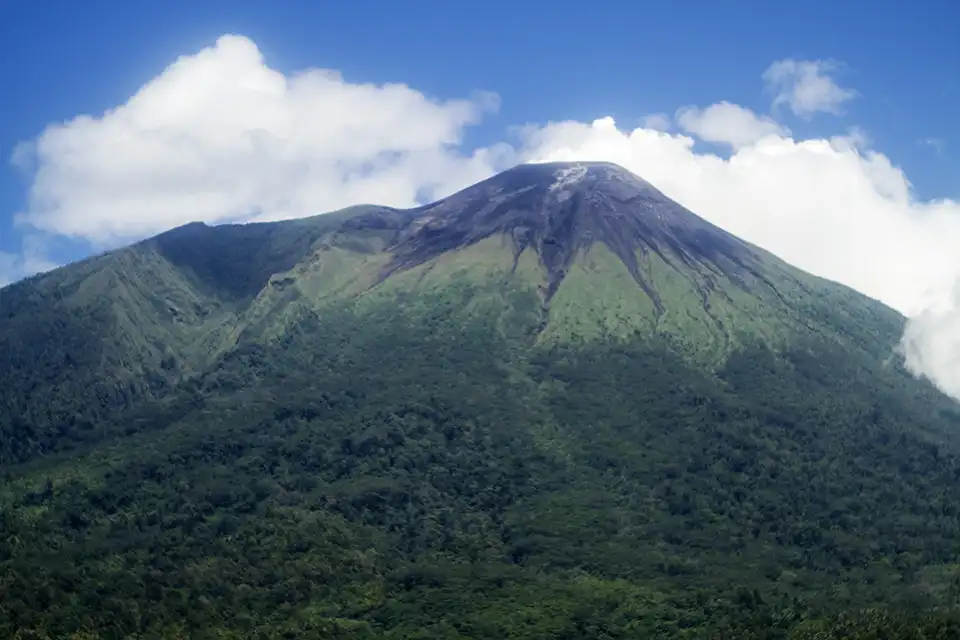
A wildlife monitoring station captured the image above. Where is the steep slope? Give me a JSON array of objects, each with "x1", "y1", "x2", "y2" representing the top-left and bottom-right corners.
[{"x1": 3, "y1": 163, "x2": 960, "y2": 638}]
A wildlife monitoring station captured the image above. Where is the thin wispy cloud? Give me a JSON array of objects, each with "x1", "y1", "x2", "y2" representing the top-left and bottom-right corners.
[
  {"x1": 0, "y1": 235, "x2": 58, "y2": 287},
  {"x1": 763, "y1": 59, "x2": 858, "y2": 118},
  {"x1": 921, "y1": 137, "x2": 946, "y2": 154},
  {"x1": 640, "y1": 113, "x2": 671, "y2": 132}
]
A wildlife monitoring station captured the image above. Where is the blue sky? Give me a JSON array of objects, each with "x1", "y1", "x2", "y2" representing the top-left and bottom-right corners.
[
  {"x1": 1, "y1": 0, "x2": 958, "y2": 291},
  {"x1": 3, "y1": 1, "x2": 957, "y2": 189}
]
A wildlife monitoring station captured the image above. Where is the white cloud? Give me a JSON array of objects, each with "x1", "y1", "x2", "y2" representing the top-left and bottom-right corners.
[
  {"x1": 900, "y1": 283, "x2": 960, "y2": 399},
  {"x1": 763, "y1": 59, "x2": 857, "y2": 118},
  {"x1": 0, "y1": 254, "x2": 18, "y2": 288},
  {"x1": 11, "y1": 35, "x2": 960, "y2": 402},
  {"x1": 676, "y1": 101, "x2": 788, "y2": 149},
  {"x1": 921, "y1": 137, "x2": 946, "y2": 154},
  {"x1": 640, "y1": 113, "x2": 672, "y2": 132},
  {"x1": 0, "y1": 236, "x2": 59, "y2": 288},
  {"x1": 13, "y1": 34, "x2": 509, "y2": 247}
]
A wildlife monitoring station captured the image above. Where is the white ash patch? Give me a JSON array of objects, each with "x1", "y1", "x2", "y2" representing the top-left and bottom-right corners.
[{"x1": 548, "y1": 164, "x2": 588, "y2": 192}]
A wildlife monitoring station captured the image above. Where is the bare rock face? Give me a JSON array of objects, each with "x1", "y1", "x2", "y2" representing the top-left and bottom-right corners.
[{"x1": 349, "y1": 161, "x2": 763, "y2": 306}]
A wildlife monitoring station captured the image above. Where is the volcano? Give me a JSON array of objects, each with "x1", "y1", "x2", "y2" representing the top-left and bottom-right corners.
[{"x1": 2, "y1": 163, "x2": 960, "y2": 637}]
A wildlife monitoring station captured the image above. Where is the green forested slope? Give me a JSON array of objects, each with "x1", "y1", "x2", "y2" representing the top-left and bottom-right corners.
[
  {"x1": 2, "y1": 164, "x2": 960, "y2": 638},
  {"x1": 0, "y1": 206, "x2": 393, "y2": 465}
]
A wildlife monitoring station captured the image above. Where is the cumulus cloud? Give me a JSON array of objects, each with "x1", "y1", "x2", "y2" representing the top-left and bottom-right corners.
[
  {"x1": 10, "y1": 34, "x2": 960, "y2": 401},
  {"x1": 13, "y1": 34, "x2": 510, "y2": 247},
  {"x1": 676, "y1": 101, "x2": 788, "y2": 149},
  {"x1": 900, "y1": 285, "x2": 960, "y2": 399},
  {"x1": 763, "y1": 59, "x2": 857, "y2": 117}
]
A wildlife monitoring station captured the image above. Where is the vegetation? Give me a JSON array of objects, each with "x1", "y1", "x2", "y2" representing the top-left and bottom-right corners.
[{"x1": 3, "y1": 165, "x2": 960, "y2": 637}]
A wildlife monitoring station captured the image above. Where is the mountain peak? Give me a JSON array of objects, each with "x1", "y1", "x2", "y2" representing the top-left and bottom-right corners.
[
  {"x1": 485, "y1": 160, "x2": 661, "y2": 196},
  {"x1": 381, "y1": 162, "x2": 754, "y2": 304},
  {"x1": 446, "y1": 161, "x2": 667, "y2": 209}
]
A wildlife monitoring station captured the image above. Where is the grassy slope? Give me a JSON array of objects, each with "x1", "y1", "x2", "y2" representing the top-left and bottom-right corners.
[{"x1": 540, "y1": 239, "x2": 903, "y2": 370}]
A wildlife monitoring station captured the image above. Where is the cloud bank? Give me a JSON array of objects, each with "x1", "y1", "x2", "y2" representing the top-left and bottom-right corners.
[{"x1": 8, "y1": 36, "x2": 960, "y2": 401}]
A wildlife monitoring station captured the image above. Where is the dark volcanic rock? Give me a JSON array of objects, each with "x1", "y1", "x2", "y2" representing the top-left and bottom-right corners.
[{"x1": 364, "y1": 161, "x2": 759, "y2": 303}]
